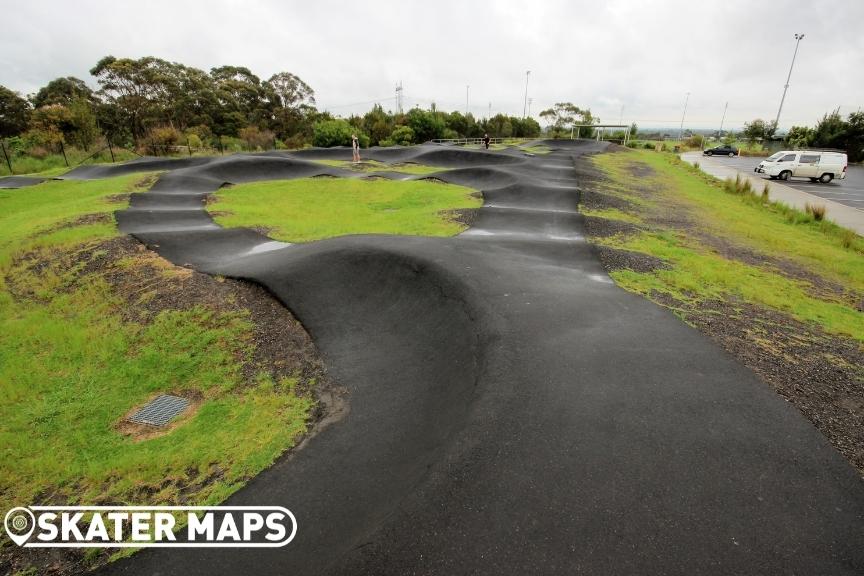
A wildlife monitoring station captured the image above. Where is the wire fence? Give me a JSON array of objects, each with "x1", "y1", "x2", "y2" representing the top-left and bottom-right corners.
[
  {"x1": 0, "y1": 135, "x2": 285, "y2": 177},
  {"x1": 0, "y1": 137, "x2": 146, "y2": 176}
]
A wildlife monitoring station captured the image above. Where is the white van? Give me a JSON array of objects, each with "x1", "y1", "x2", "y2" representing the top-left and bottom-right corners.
[{"x1": 755, "y1": 150, "x2": 847, "y2": 183}]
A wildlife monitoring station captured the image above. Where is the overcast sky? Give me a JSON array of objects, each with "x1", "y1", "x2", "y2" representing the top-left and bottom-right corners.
[{"x1": 1, "y1": 0, "x2": 861, "y2": 130}]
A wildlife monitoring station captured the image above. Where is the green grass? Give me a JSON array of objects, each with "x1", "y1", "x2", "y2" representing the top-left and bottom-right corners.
[
  {"x1": 312, "y1": 158, "x2": 447, "y2": 175},
  {"x1": 590, "y1": 149, "x2": 864, "y2": 342},
  {"x1": 0, "y1": 175, "x2": 314, "y2": 539},
  {"x1": 210, "y1": 177, "x2": 481, "y2": 242}
]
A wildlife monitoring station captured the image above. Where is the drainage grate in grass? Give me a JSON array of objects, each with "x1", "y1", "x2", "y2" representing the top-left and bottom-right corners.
[{"x1": 128, "y1": 394, "x2": 190, "y2": 427}]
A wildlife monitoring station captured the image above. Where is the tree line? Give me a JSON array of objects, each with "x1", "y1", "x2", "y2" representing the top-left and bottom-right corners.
[
  {"x1": 741, "y1": 111, "x2": 864, "y2": 162},
  {"x1": 0, "y1": 55, "x2": 544, "y2": 156}
]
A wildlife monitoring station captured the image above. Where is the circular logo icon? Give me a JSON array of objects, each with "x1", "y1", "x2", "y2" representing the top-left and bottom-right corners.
[{"x1": 4, "y1": 507, "x2": 35, "y2": 546}]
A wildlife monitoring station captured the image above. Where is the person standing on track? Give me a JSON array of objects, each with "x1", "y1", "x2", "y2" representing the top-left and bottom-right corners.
[
  {"x1": 352, "y1": 134, "x2": 360, "y2": 163},
  {"x1": 483, "y1": 133, "x2": 490, "y2": 150}
]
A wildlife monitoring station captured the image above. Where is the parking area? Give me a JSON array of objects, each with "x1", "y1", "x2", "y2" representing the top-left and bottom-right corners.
[{"x1": 704, "y1": 155, "x2": 864, "y2": 211}]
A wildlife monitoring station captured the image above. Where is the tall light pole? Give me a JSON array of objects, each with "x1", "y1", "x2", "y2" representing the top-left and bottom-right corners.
[
  {"x1": 718, "y1": 101, "x2": 728, "y2": 137},
  {"x1": 678, "y1": 92, "x2": 690, "y2": 141},
  {"x1": 774, "y1": 33, "x2": 805, "y2": 131},
  {"x1": 466, "y1": 85, "x2": 470, "y2": 116},
  {"x1": 528, "y1": 98, "x2": 533, "y2": 117},
  {"x1": 522, "y1": 70, "x2": 531, "y2": 118}
]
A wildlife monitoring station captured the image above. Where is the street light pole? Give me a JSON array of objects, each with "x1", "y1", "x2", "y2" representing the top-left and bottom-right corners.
[
  {"x1": 773, "y1": 33, "x2": 805, "y2": 131},
  {"x1": 466, "y1": 85, "x2": 469, "y2": 116},
  {"x1": 718, "y1": 101, "x2": 728, "y2": 137},
  {"x1": 522, "y1": 70, "x2": 531, "y2": 118},
  {"x1": 678, "y1": 92, "x2": 690, "y2": 141}
]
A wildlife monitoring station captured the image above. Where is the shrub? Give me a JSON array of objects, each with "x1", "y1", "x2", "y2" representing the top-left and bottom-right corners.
[
  {"x1": 389, "y1": 125, "x2": 415, "y2": 146},
  {"x1": 283, "y1": 134, "x2": 310, "y2": 150},
  {"x1": 239, "y1": 126, "x2": 275, "y2": 150},
  {"x1": 685, "y1": 134, "x2": 703, "y2": 148},
  {"x1": 805, "y1": 203, "x2": 826, "y2": 221},
  {"x1": 312, "y1": 119, "x2": 354, "y2": 147},
  {"x1": 186, "y1": 133, "x2": 203, "y2": 149}
]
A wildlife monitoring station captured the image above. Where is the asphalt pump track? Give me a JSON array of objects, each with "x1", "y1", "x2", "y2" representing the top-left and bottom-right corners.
[{"x1": 56, "y1": 141, "x2": 864, "y2": 575}]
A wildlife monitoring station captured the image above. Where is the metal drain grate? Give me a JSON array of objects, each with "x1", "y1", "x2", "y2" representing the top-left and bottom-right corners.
[{"x1": 128, "y1": 394, "x2": 190, "y2": 427}]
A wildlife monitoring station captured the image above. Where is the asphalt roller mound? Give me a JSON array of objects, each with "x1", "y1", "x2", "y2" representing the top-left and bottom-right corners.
[{"x1": 87, "y1": 140, "x2": 864, "y2": 575}]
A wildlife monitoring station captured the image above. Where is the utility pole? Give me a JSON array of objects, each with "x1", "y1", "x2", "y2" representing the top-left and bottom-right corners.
[
  {"x1": 466, "y1": 85, "x2": 470, "y2": 116},
  {"x1": 522, "y1": 70, "x2": 531, "y2": 118},
  {"x1": 773, "y1": 33, "x2": 805, "y2": 131},
  {"x1": 718, "y1": 101, "x2": 728, "y2": 137},
  {"x1": 678, "y1": 92, "x2": 690, "y2": 141}
]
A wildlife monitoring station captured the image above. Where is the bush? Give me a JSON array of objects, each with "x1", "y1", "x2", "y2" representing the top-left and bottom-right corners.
[
  {"x1": 312, "y1": 119, "x2": 354, "y2": 147},
  {"x1": 685, "y1": 134, "x2": 703, "y2": 148},
  {"x1": 239, "y1": 126, "x2": 275, "y2": 150},
  {"x1": 389, "y1": 125, "x2": 415, "y2": 146},
  {"x1": 283, "y1": 134, "x2": 310, "y2": 150},
  {"x1": 186, "y1": 133, "x2": 203, "y2": 149}
]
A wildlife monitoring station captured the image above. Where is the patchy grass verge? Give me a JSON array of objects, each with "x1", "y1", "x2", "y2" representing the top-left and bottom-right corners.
[
  {"x1": 209, "y1": 177, "x2": 482, "y2": 242},
  {"x1": 584, "y1": 148, "x2": 864, "y2": 476}
]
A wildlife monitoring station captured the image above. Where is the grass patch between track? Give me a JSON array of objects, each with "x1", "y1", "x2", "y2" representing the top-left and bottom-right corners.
[
  {"x1": 0, "y1": 175, "x2": 315, "y2": 572},
  {"x1": 210, "y1": 177, "x2": 482, "y2": 242},
  {"x1": 312, "y1": 158, "x2": 447, "y2": 175}
]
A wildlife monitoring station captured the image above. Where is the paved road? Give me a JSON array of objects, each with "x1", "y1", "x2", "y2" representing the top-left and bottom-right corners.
[
  {"x1": 703, "y1": 154, "x2": 864, "y2": 211},
  {"x1": 60, "y1": 144, "x2": 864, "y2": 575}
]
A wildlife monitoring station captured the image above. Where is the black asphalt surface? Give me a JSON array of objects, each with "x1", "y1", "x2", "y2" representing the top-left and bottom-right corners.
[
  {"x1": 0, "y1": 175, "x2": 47, "y2": 188},
  {"x1": 704, "y1": 154, "x2": 864, "y2": 211},
  {"x1": 64, "y1": 142, "x2": 864, "y2": 575}
]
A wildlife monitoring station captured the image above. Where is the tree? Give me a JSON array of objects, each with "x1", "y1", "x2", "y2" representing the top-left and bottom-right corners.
[
  {"x1": 31, "y1": 77, "x2": 94, "y2": 108},
  {"x1": 67, "y1": 97, "x2": 100, "y2": 149},
  {"x1": 0, "y1": 85, "x2": 31, "y2": 137},
  {"x1": 808, "y1": 109, "x2": 864, "y2": 162},
  {"x1": 210, "y1": 65, "x2": 270, "y2": 134},
  {"x1": 784, "y1": 125, "x2": 813, "y2": 149},
  {"x1": 406, "y1": 107, "x2": 445, "y2": 142},
  {"x1": 362, "y1": 104, "x2": 393, "y2": 146},
  {"x1": 266, "y1": 72, "x2": 315, "y2": 140},
  {"x1": 742, "y1": 118, "x2": 777, "y2": 144},
  {"x1": 539, "y1": 102, "x2": 596, "y2": 137},
  {"x1": 90, "y1": 56, "x2": 172, "y2": 141}
]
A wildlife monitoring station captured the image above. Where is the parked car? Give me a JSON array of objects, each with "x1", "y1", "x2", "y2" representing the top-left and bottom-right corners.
[
  {"x1": 754, "y1": 150, "x2": 848, "y2": 183},
  {"x1": 703, "y1": 145, "x2": 739, "y2": 157}
]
